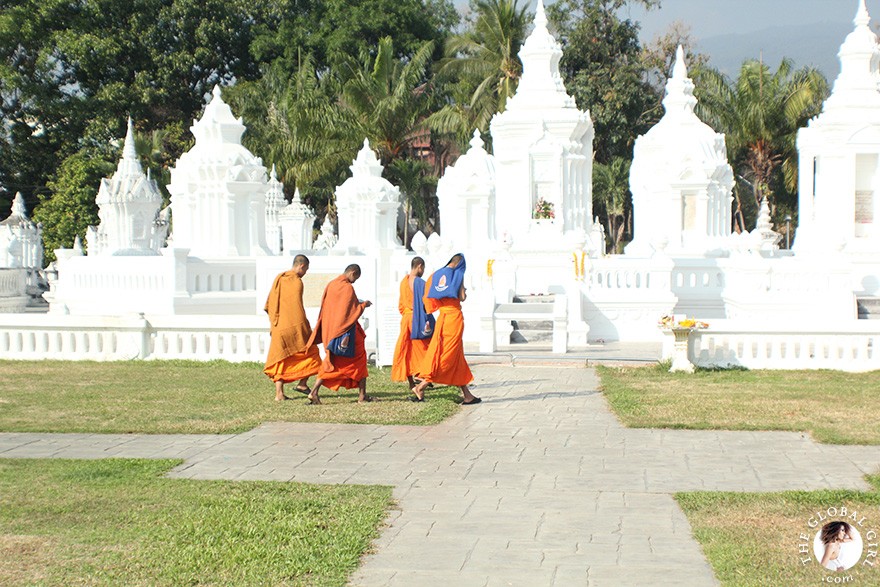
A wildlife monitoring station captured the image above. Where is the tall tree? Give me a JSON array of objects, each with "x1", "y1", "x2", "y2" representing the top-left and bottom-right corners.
[
  {"x1": 547, "y1": 0, "x2": 660, "y2": 164},
  {"x1": 430, "y1": 0, "x2": 531, "y2": 148},
  {"x1": 593, "y1": 157, "x2": 631, "y2": 253},
  {"x1": 693, "y1": 58, "x2": 828, "y2": 230}
]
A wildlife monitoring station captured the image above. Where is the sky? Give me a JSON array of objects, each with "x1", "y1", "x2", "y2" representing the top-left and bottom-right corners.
[
  {"x1": 455, "y1": 0, "x2": 867, "y2": 77},
  {"x1": 620, "y1": 0, "x2": 855, "y2": 42}
]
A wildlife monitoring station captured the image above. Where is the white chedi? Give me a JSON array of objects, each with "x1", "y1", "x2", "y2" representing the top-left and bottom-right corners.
[
  {"x1": 795, "y1": 0, "x2": 880, "y2": 255},
  {"x1": 436, "y1": 129, "x2": 496, "y2": 251},
  {"x1": 168, "y1": 85, "x2": 272, "y2": 257},
  {"x1": 0, "y1": 192, "x2": 43, "y2": 269},
  {"x1": 264, "y1": 165, "x2": 285, "y2": 255},
  {"x1": 627, "y1": 45, "x2": 734, "y2": 257},
  {"x1": 489, "y1": 0, "x2": 594, "y2": 247},
  {"x1": 90, "y1": 118, "x2": 166, "y2": 256},
  {"x1": 278, "y1": 186, "x2": 316, "y2": 253},
  {"x1": 313, "y1": 215, "x2": 338, "y2": 251},
  {"x1": 333, "y1": 138, "x2": 402, "y2": 254}
]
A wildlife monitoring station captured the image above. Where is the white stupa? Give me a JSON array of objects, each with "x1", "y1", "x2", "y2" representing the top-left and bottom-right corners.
[
  {"x1": 436, "y1": 129, "x2": 496, "y2": 251},
  {"x1": 168, "y1": 86, "x2": 272, "y2": 257},
  {"x1": 264, "y1": 165, "x2": 284, "y2": 255},
  {"x1": 795, "y1": 0, "x2": 880, "y2": 256},
  {"x1": 278, "y1": 186, "x2": 316, "y2": 253},
  {"x1": 333, "y1": 139, "x2": 402, "y2": 254},
  {"x1": 626, "y1": 46, "x2": 734, "y2": 257},
  {"x1": 489, "y1": 0, "x2": 594, "y2": 248},
  {"x1": 0, "y1": 192, "x2": 43, "y2": 270},
  {"x1": 89, "y1": 118, "x2": 165, "y2": 256}
]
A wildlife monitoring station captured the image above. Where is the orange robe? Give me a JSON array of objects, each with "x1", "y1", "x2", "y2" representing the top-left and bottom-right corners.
[
  {"x1": 263, "y1": 271, "x2": 321, "y2": 382},
  {"x1": 418, "y1": 274, "x2": 473, "y2": 386},
  {"x1": 391, "y1": 276, "x2": 430, "y2": 382},
  {"x1": 307, "y1": 275, "x2": 369, "y2": 391}
]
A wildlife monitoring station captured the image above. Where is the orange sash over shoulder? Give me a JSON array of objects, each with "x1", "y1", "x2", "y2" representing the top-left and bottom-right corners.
[
  {"x1": 263, "y1": 271, "x2": 321, "y2": 381},
  {"x1": 308, "y1": 275, "x2": 369, "y2": 387}
]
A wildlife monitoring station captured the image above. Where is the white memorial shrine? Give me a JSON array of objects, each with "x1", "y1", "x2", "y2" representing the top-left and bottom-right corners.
[
  {"x1": 87, "y1": 118, "x2": 166, "y2": 257},
  {"x1": 0, "y1": 0, "x2": 878, "y2": 372},
  {"x1": 0, "y1": 192, "x2": 43, "y2": 312},
  {"x1": 627, "y1": 46, "x2": 735, "y2": 258}
]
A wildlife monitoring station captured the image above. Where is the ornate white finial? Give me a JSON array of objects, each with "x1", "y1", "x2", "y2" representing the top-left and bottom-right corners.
[
  {"x1": 10, "y1": 192, "x2": 27, "y2": 218},
  {"x1": 535, "y1": 0, "x2": 547, "y2": 29},
  {"x1": 469, "y1": 129, "x2": 485, "y2": 151},
  {"x1": 672, "y1": 45, "x2": 687, "y2": 80},
  {"x1": 270, "y1": 164, "x2": 278, "y2": 181},
  {"x1": 661, "y1": 45, "x2": 697, "y2": 116},
  {"x1": 856, "y1": 0, "x2": 870, "y2": 27},
  {"x1": 292, "y1": 186, "x2": 303, "y2": 204},
  {"x1": 73, "y1": 235, "x2": 84, "y2": 254},
  {"x1": 122, "y1": 117, "x2": 137, "y2": 161},
  {"x1": 212, "y1": 85, "x2": 223, "y2": 100}
]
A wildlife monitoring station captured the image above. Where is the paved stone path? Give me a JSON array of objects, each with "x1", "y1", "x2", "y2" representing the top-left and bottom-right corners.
[{"x1": 2, "y1": 364, "x2": 879, "y2": 586}]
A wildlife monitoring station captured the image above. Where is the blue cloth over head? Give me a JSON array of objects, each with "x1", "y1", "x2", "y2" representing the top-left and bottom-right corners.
[
  {"x1": 427, "y1": 253, "x2": 466, "y2": 300},
  {"x1": 411, "y1": 276, "x2": 435, "y2": 340}
]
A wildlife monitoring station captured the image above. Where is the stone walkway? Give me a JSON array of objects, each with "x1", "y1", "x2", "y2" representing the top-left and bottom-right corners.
[{"x1": 2, "y1": 365, "x2": 879, "y2": 586}]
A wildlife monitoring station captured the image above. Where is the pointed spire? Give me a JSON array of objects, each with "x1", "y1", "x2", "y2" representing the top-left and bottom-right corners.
[
  {"x1": 10, "y1": 192, "x2": 27, "y2": 218},
  {"x1": 212, "y1": 84, "x2": 223, "y2": 101},
  {"x1": 122, "y1": 117, "x2": 137, "y2": 161},
  {"x1": 292, "y1": 186, "x2": 303, "y2": 204},
  {"x1": 534, "y1": 0, "x2": 547, "y2": 29},
  {"x1": 856, "y1": 0, "x2": 870, "y2": 27},
  {"x1": 661, "y1": 45, "x2": 697, "y2": 117},
  {"x1": 671, "y1": 45, "x2": 687, "y2": 80},
  {"x1": 469, "y1": 129, "x2": 485, "y2": 151},
  {"x1": 270, "y1": 164, "x2": 278, "y2": 182},
  {"x1": 73, "y1": 235, "x2": 84, "y2": 254}
]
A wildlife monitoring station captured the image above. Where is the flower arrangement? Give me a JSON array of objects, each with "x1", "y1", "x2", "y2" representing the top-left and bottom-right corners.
[
  {"x1": 533, "y1": 198, "x2": 555, "y2": 220},
  {"x1": 658, "y1": 315, "x2": 709, "y2": 329}
]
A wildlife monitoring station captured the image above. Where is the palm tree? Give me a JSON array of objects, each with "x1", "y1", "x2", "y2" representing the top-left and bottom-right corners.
[
  {"x1": 429, "y1": 0, "x2": 530, "y2": 148},
  {"x1": 593, "y1": 157, "x2": 630, "y2": 253},
  {"x1": 337, "y1": 37, "x2": 436, "y2": 164},
  {"x1": 693, "y1": 58, "x2": 828, "y2": 229}
]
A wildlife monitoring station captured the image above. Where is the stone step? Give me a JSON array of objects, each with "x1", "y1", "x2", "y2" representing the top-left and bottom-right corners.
[
  {"x1": 512, "y1": 319, "x2": 552, "y2": 331},
  {"x1": 857, "y1": 297, "x2": 880, "y2": 319},
  {"x1": 513, "y1": 294, "x2": 555, "y2": 304},
  {"x1": 510, "y1": 329, "x2": 553, "y2": 343}
]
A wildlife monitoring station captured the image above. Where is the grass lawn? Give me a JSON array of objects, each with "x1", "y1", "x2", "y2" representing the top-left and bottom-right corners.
[
  {"x1": 677, "y1": 473, "x2": 880, "y2": 586},
  {"x1": 0, "y1": 458, "x2": 392, "y2": 587},
  {"x1": 0, "y1": 360, "x2": 460, "y2": 434},
  {"x1": 598, "y1": 364, "x2": 880, "y2": 444}
]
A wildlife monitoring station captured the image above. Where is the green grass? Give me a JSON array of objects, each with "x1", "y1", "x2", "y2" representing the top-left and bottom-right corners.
[
  {"x1": 0, "y1": 458, "x2": 392, "y2": 586},
  {"x1": 677, "y1": 474, "x2": 880, "y2": 586},
  {"x1": 0, "y1": 360, "x2": 461, "y2": 434},
  {"x1": 598, "y1": 364, "x2": 880, "y2": 444}
]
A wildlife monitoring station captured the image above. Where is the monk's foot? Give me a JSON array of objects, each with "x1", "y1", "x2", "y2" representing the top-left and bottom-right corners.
[
  {"x1": 293, "y1": 386, "x2": 310, "y2": 395},
  {"x1": 275, "y1": 393, "x2": 292, "y2": 402},
  {"x1": 307, "y1": 392, "x2": 321, "y2": 405},
  {"x1": 410, "y1": 386, "x2": 425, "y2": 402},
  {"x1": 462, "y1": 396, "x2": 482, "y2": 405},
  {"x1": 358, "y1": 395, "x2": 373, "y2": 403}
]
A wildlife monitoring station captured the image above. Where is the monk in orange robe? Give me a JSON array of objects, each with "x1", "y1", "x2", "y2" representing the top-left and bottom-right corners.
[
  {"x1": 263, "y1": 254, "x2": 322, "y2": 401},
  {"x1": 306, "y1": 264, "x2": 372, "y2": 404},
  {"x1": 391, "y1": 256, "x2": 431, "y2": 390},
  {"x1": 412, "y1": 254, "x2": 480, "y2": 405}
]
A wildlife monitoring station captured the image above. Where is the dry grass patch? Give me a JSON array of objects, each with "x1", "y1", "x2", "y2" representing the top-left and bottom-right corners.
[
  {"x1": 677, "y1": 474, "x2": 880, "y2": 585},
  {"x1": 598, "y1": 364, "x2": 880, "y2": 444},
  {"x1": 0, "y1": 360, "x2": 460, "y2": 434}
]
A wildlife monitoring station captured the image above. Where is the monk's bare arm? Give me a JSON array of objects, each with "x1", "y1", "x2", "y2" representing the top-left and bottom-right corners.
[{"x1": 459, "y1": 286, "x2": 467, "y2": 302}]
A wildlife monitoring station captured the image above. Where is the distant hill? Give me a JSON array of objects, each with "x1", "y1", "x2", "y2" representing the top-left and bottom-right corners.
[{"x1": 695, "y1": 21, "x2": 852, "y2": 81}]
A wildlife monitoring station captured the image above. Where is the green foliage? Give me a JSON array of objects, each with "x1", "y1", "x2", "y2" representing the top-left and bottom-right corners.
[
  {"x1": 250, "y1": 0, "x2": 457, "y2": 75},
  {"x1": 693, "y1": 59, "x2": 829, "y2": 231},
  {"x1": 548, "y1": 0, "x2": 661, "y2": 164},
  {"x1": 32, "y1": 148, "x2": 115, "y2": 262},
  {"x1": 431, "y1": 0, "x2": 531, "y2": 148},
  {"x1": 593, "y1": 157, "x2": 631, "y2": 252}
]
